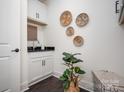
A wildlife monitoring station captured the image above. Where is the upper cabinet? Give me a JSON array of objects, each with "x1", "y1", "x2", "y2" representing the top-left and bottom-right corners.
[{"x1": 28, "y1": 0, "x2": 47, "y2": 25}]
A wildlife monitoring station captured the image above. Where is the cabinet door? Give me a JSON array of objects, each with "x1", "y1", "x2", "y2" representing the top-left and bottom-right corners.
[
  {"x1": 28, "y1": 0, "x2": 37, "y2": 19},
  {"x1": 28, "y1": 0, "x2": 47, "y2": 23},
  {"x1": 29, "y1": 58, "x2": 42, "y2": 83},
  {"x1": 42, "y1": 57, "x2": 53, "y2": 76},
  {"x1": 37, "y1": 2, "x2": 47, "y2": 22}
]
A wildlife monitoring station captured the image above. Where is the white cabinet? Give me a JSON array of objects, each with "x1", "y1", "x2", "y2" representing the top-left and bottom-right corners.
[
  {"x1": 42, "y1": 57, "x2": 53, "y2": 76},
  {"x1": 37, "y1": 2, "x2": 47, "y2": 23},
  {"x1": 28, "y1": 52, "x2": 54, "y2": 84},
  {"x1": 28, "y1": 0, "x2": 47, "y2": 24},
  {"x1": 28, "y1": 0, "x2": 37, "y2": 19},
  {"x1": 28, "y1": 58, "x2": 42, "y2": 83}
]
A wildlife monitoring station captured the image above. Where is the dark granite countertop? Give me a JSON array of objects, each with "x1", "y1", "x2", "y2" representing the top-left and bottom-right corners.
[
  {"x1": 27, "y1": 46, "x2": 55, "y2": 53},
  {"x1": 28, "y1": 50, "x2": 54, "y2": 53}
]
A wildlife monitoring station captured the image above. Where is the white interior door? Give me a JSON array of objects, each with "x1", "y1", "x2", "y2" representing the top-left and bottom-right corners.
[{"x1": 0, "y1": 0, "x2": 20, "y2": 92}]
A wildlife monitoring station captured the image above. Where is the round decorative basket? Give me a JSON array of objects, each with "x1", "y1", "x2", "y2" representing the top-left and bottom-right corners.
[
  {"x1": 60, "y1": 11, "x2": 72, "y2": 26},
  {"x1": 76, "y1": 13, "x2": 89, "y2": 27},
  {"x1": 66, "y1": 26, "x2": 74, "y2": 36},
  {"x1": 73, "y1": 36, "x2": 84, "y2": 47}
]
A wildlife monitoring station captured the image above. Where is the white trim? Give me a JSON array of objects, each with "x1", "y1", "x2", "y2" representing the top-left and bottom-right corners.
[
  {"x1": 29, "y1": 73, "x2": 52, "y2": 87},
  {"x1": 20, "y1": 73, "x2": 52, "y2": 92},
  {"x1": 20, "y1": 81, "x2": 29, "y2": 92},
  {"x1": 52, "y1": 71, "x2": 61, "y2": 78},
  {"x1": 21, "y1": 87, "x2": 29, "y2": 92},
  {"x1": 3, "y1": 89, "x2": 11, "y2": 92},
  {"x1": 53, "y1": 71, "x2": 94, "y2": 92}
]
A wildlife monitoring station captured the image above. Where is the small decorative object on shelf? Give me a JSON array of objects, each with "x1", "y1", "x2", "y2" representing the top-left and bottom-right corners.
[
  {"x1": 76, "y1": 13, "x2": 89, "y2": 27},
  {"x1": 73, "y1": 36, "x2": 84, "y2": 47},
  {"x1": 60, "y1": 11, "x2": 72, "y2": 26},
  {"x1": 66, "y1": 26, "x2": 74, "y2": 36},
  {"x1": 60, "y1": 52, "x2": 85, "y2": 92}
]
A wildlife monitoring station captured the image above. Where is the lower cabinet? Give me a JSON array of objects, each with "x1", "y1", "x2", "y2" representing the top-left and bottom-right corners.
[
  {"x1": 28, "y1": 58, "x2": 42, "y2": 83},
  {"x1": 28, "y1": 52, "x2": 54, "y2": 84},
  {"x1": 42, "y1": 57, "x2": 53, "y2": 76}
]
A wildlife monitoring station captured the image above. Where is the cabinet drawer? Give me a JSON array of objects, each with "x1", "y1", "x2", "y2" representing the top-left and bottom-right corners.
[{"x1": 28, "y1": 52, "x2": 54, "y2": 59}]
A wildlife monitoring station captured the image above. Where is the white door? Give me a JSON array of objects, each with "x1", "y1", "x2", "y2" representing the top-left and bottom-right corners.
[{"x1": 0, "y1": 0, "x2": 20, "y2": 92}]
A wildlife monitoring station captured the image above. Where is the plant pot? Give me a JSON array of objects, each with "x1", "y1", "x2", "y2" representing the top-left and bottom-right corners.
[{"x1": 65, "y1": 81, "x2": 80, "y2": 92}]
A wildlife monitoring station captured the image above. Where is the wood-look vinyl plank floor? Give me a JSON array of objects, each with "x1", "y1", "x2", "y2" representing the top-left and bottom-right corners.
[{"x1": 26, "y1": 76, "x2": 89, "y2": 92}]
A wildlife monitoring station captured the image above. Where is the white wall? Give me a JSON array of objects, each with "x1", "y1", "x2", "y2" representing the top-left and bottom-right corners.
[{"x1": 44, "y1": 0, "x2": 124, "y2": 90}]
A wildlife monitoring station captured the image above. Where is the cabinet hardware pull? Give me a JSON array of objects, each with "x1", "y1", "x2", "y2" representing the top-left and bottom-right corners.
[
  {"x1": 44, "y1": 60, "x2": 46, "y2": 66},
  {"x1": 42, "y1": 60, "x2": 44, "y2": 66},
  {"x1": 36, "y1": 13, "x2": 37, "y2": 18},
  {"x1": 43, "y1": 60, "x2": 44, "y2": 66},
  {"x1": 42, "y1": 60, "x2": 43, "y2": 66},
  {"x1": 115, "y1": 0, "x2": 119, "y2": 13},
  {"x1": 44, "y1": 60, "x2": 45, "y2": 66},
  {"x1": 38, "y1": 13, "x2": 39, "y2": 18}
]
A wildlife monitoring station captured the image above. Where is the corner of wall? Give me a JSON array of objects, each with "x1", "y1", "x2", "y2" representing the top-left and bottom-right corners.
[
  {"x1": 20, "y1": 81, "x2": 29, "y2": 92},
  {"x1": 53, "y1": 71, "x2": 94, "y2": 92}
]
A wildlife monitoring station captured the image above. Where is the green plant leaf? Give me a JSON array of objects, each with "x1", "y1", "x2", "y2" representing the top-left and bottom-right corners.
[
  {"x1": 65, "y1": 69, "x2": 70, "y2": 75},
  {"x1": 63, "y1": 52, "x2": 73, "y2": 59},
  {"x1": 73, "y1": 53, "x2": 82, "y2": 56},
  {"x1": 63, "y1": 57, "x2": 70, "y2": 62},
  {"x1": 74, "y1": 66, "x2": 80, "y2": 73},
  {"x1": 78, "y1": 69, "x2": 86, "y2": 74},
  {"x1": 63, "y1": 69, "x2": 71, "y2": 78},
  {"x1": 60, "y1": 76, "x2": 67, "y2": 81},
  {"x1": 63, "y1": 73, "x2": 68, "y2": 78},
  {"x1": 72, "y1": 58, "x2": 83, "y2": 63},
  {"x1": 76, "y1": 59, "x2": 83, "y2": 62},
  {"x1": 61, "y1": 52, "x2": 86, "y2": 84},
  {"x1": 74, "y1": 67, "x2": 85, "y2": 74},
  {"x1": 68, "y1": 56, "x2": 76, "y2": 63},
  {"x1": 63, "y1": 81, "x2": 70, "y2": 89},
  {"x1": 63, "y1": 52, "x2": 83, "y2": 64}
]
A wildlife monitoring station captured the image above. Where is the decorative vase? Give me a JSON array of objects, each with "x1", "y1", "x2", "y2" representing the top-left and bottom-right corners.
[{"x1": 65, "y1": 81, "x2": 80, "y2": 92}]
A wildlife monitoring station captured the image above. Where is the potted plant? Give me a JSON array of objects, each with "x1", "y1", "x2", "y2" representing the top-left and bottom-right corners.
[{"x1": 60, "y1": 52, "x2": 85, "y2": 92}]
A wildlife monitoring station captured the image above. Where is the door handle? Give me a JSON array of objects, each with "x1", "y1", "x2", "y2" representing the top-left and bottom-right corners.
[{"x1": 11, "y1": 48, "x2": 19, "y2": 52}]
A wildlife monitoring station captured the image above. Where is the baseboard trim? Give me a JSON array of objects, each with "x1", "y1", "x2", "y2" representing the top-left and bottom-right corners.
[
  {"x1": 53, "y1": 71, "x2": 94, "y2": 92},
  {"x1": 3, "y1": 89, "x2": 11, "y2": 92},
  {"x1": 20, "y1": 73, "x2": 53, "y2": 92},
  {"x1": 29, "y1": 73, "x2": 53, "y2": 87},
  {"x1": 21, "y1": 87, "x2": 29, "y2": 92},
  {"x1": 20, "y1": 81, "x2": 29, "y2": 92}
]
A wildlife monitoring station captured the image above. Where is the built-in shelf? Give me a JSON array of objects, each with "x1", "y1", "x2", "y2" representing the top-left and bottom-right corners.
[{"x1": 27, "y1": 16, "x2": 47, "y2": 26}]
